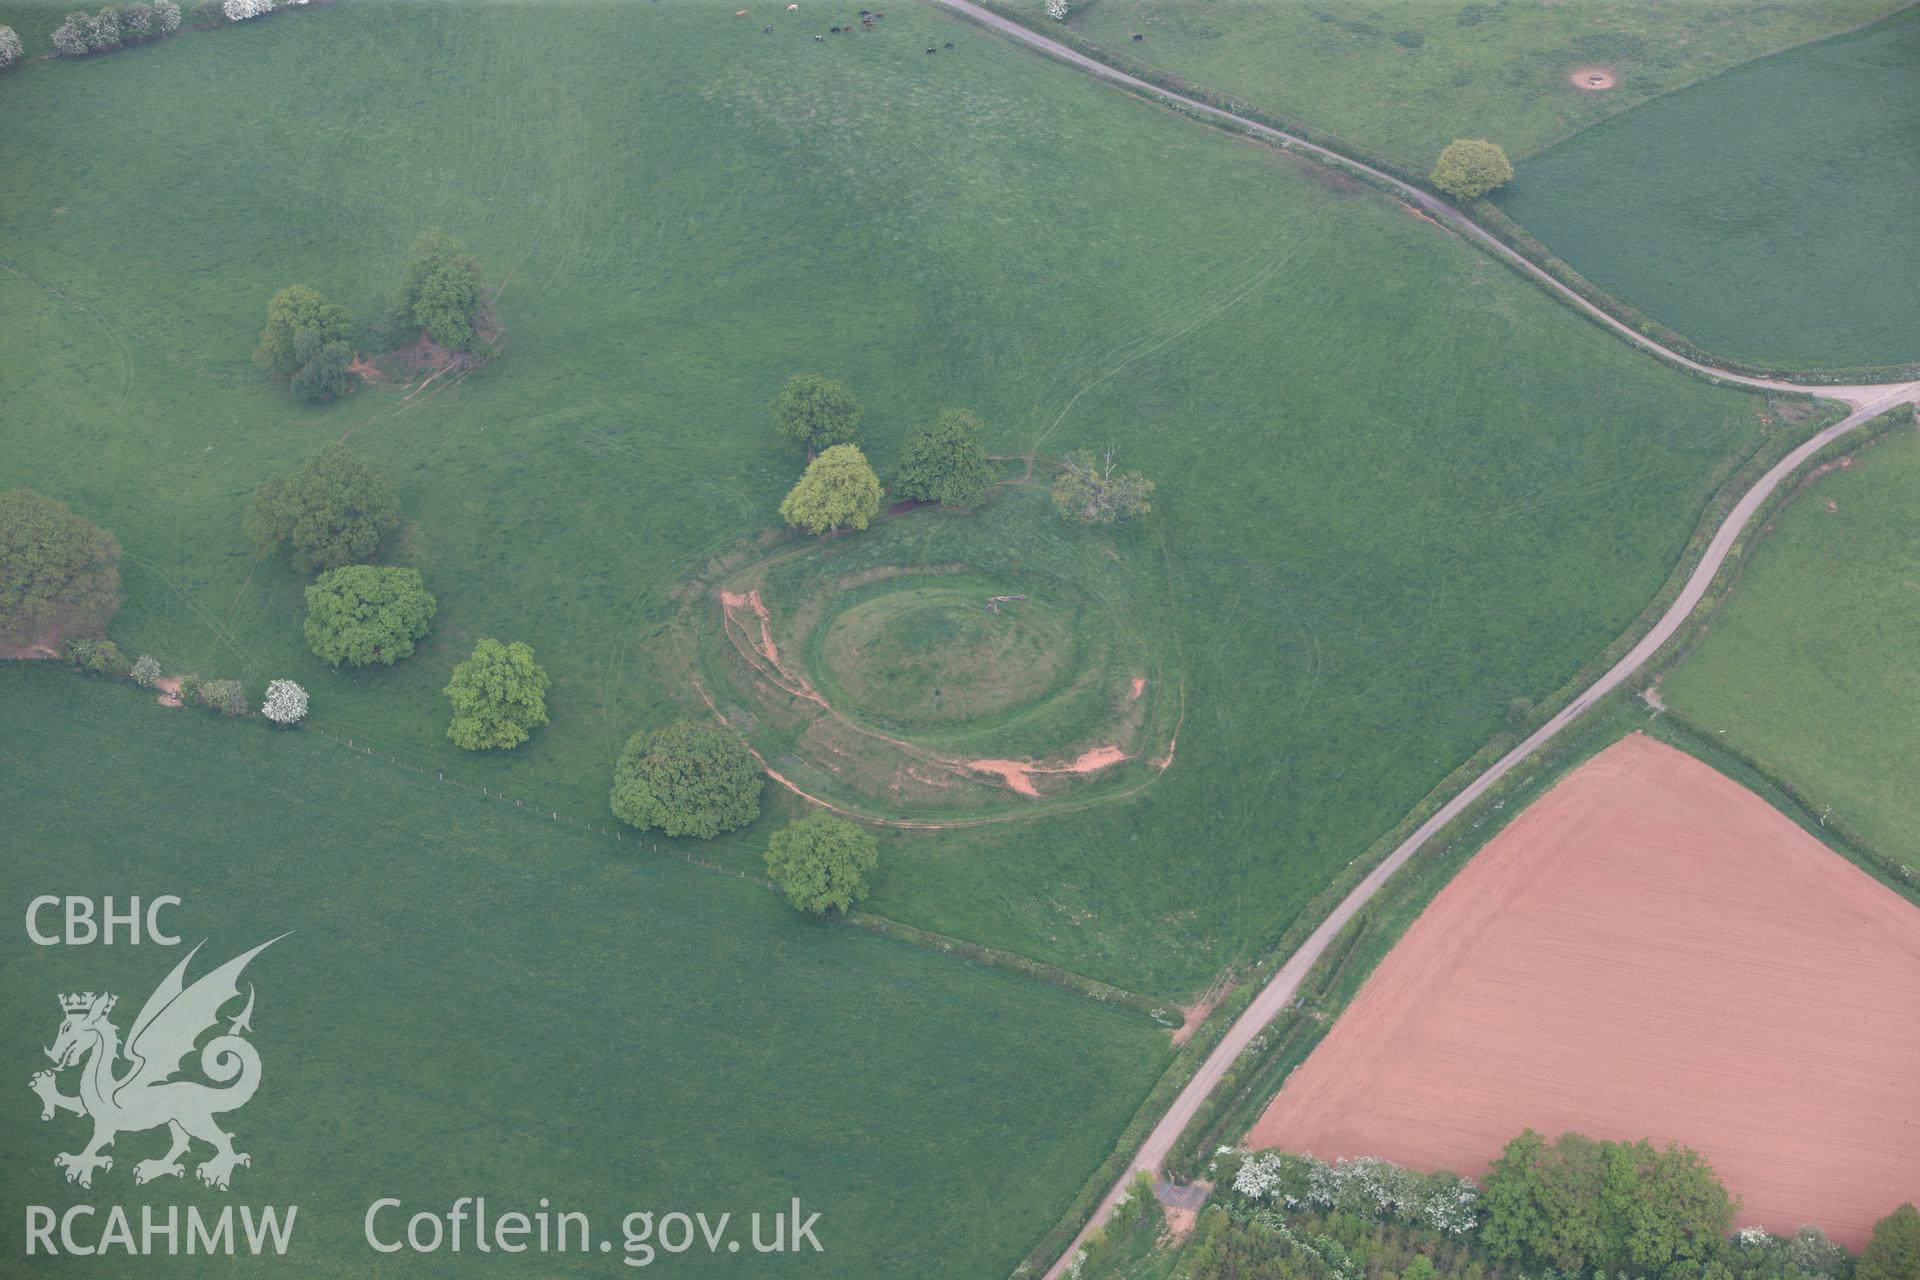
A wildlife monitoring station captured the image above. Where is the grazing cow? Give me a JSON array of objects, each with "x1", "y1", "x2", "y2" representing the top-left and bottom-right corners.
[
  {"x1": 862, "y1": 17, "x2": 873, "y2": 25},
  {"x1": 814, "y1": 32, "x2": 823, "y2": 40},
  {"x1": 830, "y1": 25, "x2": 840, "y2": 32},
  {"x1": 763, "y1": 24, "x2": 773, "y2": 32},
  {"x1": 926, "y1": 46, "x2": 936, "y2": 54},
  {"x1": 859, "y1": 7, "x2": 869, "y2": 14},
  {"x1": 943, "y1": 40, "x2": 953, "y2": 48},
  {"x1": 1132, "y1": 31, "x2": 1144, "y2": 40}
]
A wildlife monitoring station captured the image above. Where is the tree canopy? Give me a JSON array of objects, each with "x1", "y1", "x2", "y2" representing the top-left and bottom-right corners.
[
  {"x1": 765, "y1": 813, "x2": 879, "y2": 915},
  {"x1": 444, "y1": 637, "x2": 550, "y2": 751},
  {"x1": 770, "y1": 373, "x2": 863, "y2": 453},
  {"x1": 1051, "y1": 448, "x2": 1153, "y2": 524},
  {"x1": 303, "y1": 565, "x2": 436, "y2": 666},
  {"x1": 894, "y1": 408, "x2": 994, "y2": 508},
  {"x1": 254, "y1": 284, "x2": 353, "y2": 381},
  {"x1": 1480, "y1": 1130, "x2": 1735, "y2": 1278},
  {"x1": 610, "y1": 720, "x2": 763, "y2": 839},
  {"x1": 779, "y1": 443, "x2": 883, "y2": 534},
  {"x1": 289, "y1": 328, "x2": 354, "y2": 403},
  {"x1": 244, "y1": 443, "x2": 402, "y2": 573},
  {"x1": 0, "y1": 489, "x2": 122, "y2": 648},
  {"x1": 1430, "y1": 138, "x2": 1514, "y2": 200},
  {"x1": 1859, "y1": 1204, "x2": 1920, "y2": 1280},
  {"x1": 391, "y1": 228, "x2": 489, "y2": 352}
]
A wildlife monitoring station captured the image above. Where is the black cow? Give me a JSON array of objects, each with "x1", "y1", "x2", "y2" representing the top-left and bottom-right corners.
[
  {"x1": 1132, "y1": 32, "x2": 1144, "y2": 41},
  {"x1": 943, "y1": 41, "x2": 953, "y2": 49},
  {"x1": 926, "y1": 46, "x2": 936, "y2": 54}
]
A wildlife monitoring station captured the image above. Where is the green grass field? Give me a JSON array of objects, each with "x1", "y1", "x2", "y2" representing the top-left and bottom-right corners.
[
  {"x1": 1495, "y1": 6, "x2": 1920, "y2": 371},
  {"x1": 1002, "y1": 0, "x2": 1900, "y2": 172},
  {"x1": 0, "y1": 0, "x2": 1792, "y2": 999},
  {"x1": 0, "y1": 667, "x2": 1170, "y2": 1276},
  {"x1": 1661, "y1": 426, "x2": 1920, "y2": 869}
]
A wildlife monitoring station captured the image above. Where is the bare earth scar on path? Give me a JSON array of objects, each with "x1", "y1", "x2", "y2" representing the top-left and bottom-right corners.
[
  {"x1": 1570, "y1": 66, "x2": 1617, "y2": 90},
  {"x1": 1247, "y1": 733, "x2": 1920, "y2": 1248}
]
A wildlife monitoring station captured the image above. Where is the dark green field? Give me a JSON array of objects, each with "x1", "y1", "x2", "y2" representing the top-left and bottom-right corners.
[
  {"x1": 0, "y1": 667, "x2": 1170, "y2": 1276},
  {"x1": 1662, "y1": 427, "x2": 1920, "y2": 867},
  {"x1": 1000, "y1": 0, "x2": 1899, "y2": 173},
  {"x1": 1496, "y1": 7, "x2": 1920, "y2": 370}
]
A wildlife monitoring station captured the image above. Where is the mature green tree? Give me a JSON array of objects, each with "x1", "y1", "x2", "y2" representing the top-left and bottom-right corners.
[
  {"x1": 289, "y1": 329, "x2": 354, "y2": 402},
  {"x1": 779, "y1": 444, "x2": 883, "y2": 535},
  {"x1": 1860, "y1": 1205, "x2": 1920, "y2": 1280},
  {"x1": 0, "y1": 489, "x2": 122, "y2": 648},
  {"x1": 765, "y1": 813, "x2": 879, "y2": 914},
  {"x1": 390, "y1": 228, "x2": 489, "y2": 352},
  {"x1": 254, "y1": 284, "x2": 353, "y2": 379},
  {"x1": 1051, "y1": 448, "x2": 1153, "y2": 525},
  {"x1": 303, "y1": 565, "x2": 435, "y2": 666},
  {"x1": 611, "y1": 720, "x2": 763, "y2": 838},
  {"x1": 894, "y1": 408, "x2": 994, "y2": 508},
  {"x1": 244, "y1": 443, "x2": 402, "y2": 573},
  {"x1": 1482, "y1": 1130, "x2": 1735, "y2": 1278},
  {"x1": 1430, "y1": 138, "x2": 1514, "y2": 200},
  {"x1": 770, "y1": 373, "x2": 863, "y2": 453},
  {"x1": 444, "y1": 637, "x2": 550, "y2": 750}
]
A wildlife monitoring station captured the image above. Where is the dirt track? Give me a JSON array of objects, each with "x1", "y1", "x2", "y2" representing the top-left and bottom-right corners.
[
  {"x1": 928, "y1": 4, "x2": 1920, "y2": 1274},
  {"x1": 1249, "y1": 734, "x2": 1920, "y2": 1248}
]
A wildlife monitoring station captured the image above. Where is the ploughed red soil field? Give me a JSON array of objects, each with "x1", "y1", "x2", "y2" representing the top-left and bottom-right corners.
[{"x1": 1247, "y1": 733, "x2": 1920, "y2": 1247}]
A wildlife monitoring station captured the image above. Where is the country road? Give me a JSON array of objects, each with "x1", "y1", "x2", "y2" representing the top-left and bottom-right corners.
[{"x1": 914, "y1": 5, "x2": 1920, "y2": 1276}]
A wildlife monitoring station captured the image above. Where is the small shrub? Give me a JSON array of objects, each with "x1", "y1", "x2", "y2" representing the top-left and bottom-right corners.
[
  {"x1": 130, "y1": 654, "x2": 162, "y2": 687},
  {"x1": 0, "y1": 25, "x2": 26, "y2": 69},
  {"x1": 63, "y1": 636, "x2": 129, "y2": 678},
  {"x1": 121, "y1": 2, "x2": 152, "y2": 40},
  {"x1": 87, "y1": 7, "x2": 121, "y2": 49},
  {"x1": 444, "y1": 638, "x2": 550, "y2": 750},
  {"x1": 254, "y1": 284, "x2": 352, "y2": 379},
  {"x1": 894, "y1": 408, "x2": 994, "y2": 508},
  {"x1": 260, "y1": 678, "x2": 308, "y2": 724},
  {"x1": 1051, "y1": 448, "x2": 1153, "y2": 525},
  {"x1": 223, "y1": 0, "x2": 273, "y2": 20},
  {"x1": 389, "y1": 228, "x2": 490, "y2": 352},
  {"x1": 198, "y1": 678, "x2": 247, "y2": 716},
  {"x1": 51, "y1": 12, "x2": 92, "y2": 55},
  {"x1": 175, "y1": 673, "x2": 206, "y2": 704},
  {"x1": 765, "y1": 813, "x2": 878, "y2": 915},
  {"x1": 290, "y1": 334, "x2": 353, "y2": 402},
  {"x1": 1430, "y1": 138, "x2": 1514, "y2": 200}
]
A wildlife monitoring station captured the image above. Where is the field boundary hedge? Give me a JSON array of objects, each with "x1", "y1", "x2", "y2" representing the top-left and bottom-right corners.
[{"x1": 936, "y1": 0, "x2": 1920, "y2": 385}]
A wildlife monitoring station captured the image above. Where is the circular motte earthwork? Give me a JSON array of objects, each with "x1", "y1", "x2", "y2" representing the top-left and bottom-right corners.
[{"x1": 820, "y1": 587, "x2": 1075, "y2": 729}]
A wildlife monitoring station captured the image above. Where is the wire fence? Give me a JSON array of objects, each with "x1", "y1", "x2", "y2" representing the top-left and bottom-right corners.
[{"x1": 304, "y1": 722, "x2": 777, "y2": 890}]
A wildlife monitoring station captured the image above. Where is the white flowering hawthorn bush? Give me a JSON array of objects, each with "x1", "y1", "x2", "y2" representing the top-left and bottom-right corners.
[
  {"x1": 1232, "y1": 1151, "x2": 1481, "y2": 1236},
  {"x1": 130, "y1": 654, "x2": 162, "y2": 687},
  {"x1": 1045, "y1": 0, "x2": 1069, "y2": 19},
  {"x1": 0, "y1": 25, "x2": 24, "y2": 70},
  {"x1": 261, "y1": 679, "x2": 308, "y2": 725},
  {"x1": 51, "y1": 2, "x2": 176, "y2": 54},
  {"x1": 52, "y1": 13, "x2": 92, "y2": 55},
  {"x1": 223, "y1": 0, "x2": 272, "y2": 20}
]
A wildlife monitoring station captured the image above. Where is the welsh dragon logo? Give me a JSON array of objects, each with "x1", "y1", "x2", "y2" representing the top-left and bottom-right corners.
[{"x1": 29, "y1": 937, "x2": 284, "y2": 1191}]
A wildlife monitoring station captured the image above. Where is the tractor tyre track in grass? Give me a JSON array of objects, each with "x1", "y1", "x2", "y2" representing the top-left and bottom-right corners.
[{"x1": 916, "y1": 3, "x2": 1920, "y2": 1273}]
